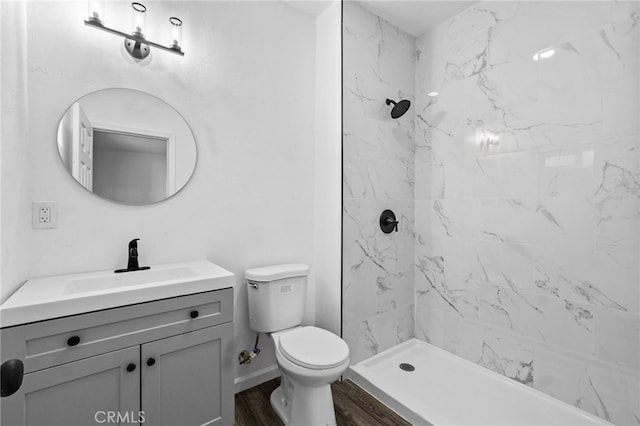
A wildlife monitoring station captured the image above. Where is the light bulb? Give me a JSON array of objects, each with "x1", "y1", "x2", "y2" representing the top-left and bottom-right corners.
[
  {"x1": 169, "y1": 17, "x2": 182, "y2": 50},
  {"x1": 87, "y1": 0, "x2": 104, "y2": 25},
  {"x1": 131, "y1": 2, "x2": 147, "y2": 37}
]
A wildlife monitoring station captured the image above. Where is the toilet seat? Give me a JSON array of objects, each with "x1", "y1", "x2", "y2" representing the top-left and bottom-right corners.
[{"x1": 278, "y1": 326, "x2": 349, "y2": 370}]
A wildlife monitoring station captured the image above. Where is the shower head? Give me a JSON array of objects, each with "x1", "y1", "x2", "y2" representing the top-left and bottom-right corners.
[{"x1": 386, "y1": 98, "x2": 411, "y2": 119}]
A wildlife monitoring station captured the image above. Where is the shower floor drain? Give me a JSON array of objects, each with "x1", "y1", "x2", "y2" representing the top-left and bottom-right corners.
[{"x1": 399, "y1": 363, "x2": 415, "y2": 372}]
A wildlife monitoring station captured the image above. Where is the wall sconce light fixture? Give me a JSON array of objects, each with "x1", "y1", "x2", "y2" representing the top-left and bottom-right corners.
[{"x1": 85, "y1": 2, "x2": 184, "y2": 59}]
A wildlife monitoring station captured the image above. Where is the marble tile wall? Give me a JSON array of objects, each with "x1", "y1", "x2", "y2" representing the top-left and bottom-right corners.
[
  {"x1": 342, "y1": 1, "x2": 416, "y2": 365},
  {"x1": 414, "y1": 1, "x2": 639, "y2": 424}
]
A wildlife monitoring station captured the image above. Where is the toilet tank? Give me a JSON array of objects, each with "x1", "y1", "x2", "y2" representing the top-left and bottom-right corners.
[{"x1": 245, "y1": 264, "x2": 309, "y2": 333}]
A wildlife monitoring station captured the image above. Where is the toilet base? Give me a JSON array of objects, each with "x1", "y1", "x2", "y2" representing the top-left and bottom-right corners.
[
  {"x1": 270, "y1": 386, "x2": 290, "y2": 424},
  {"x1": 270, "y1": 381, "x2": 337, "y2": 426}
]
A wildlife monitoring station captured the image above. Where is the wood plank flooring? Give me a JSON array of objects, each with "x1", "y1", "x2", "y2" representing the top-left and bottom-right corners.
[{"x1": 235, "y1": 377, "x2": 411, "y2": 426}]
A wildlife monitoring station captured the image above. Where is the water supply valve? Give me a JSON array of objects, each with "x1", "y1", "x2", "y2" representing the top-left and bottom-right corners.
[
  {"x1": 238, "y1": 350, "x2": 252, "y2": 365},
  {"x1": 238, "y1": 348, "x2": 261, "y2": 365},
  {"x1": 238, "y1": 333, "x2": 262, "y2": 365}
]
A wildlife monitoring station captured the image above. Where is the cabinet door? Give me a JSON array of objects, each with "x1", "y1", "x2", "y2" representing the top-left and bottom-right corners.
[
  {"x1": 1, "y1": 346, "x2": 140, "y2": 426},
  {"x1": 141, "y1": 323, "x2": 233, "y2": 426}
]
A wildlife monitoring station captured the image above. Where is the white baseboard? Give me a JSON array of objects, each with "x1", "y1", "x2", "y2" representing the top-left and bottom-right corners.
[{"x1": 234, "y1": 364, "x2": 280, "y2": 394}]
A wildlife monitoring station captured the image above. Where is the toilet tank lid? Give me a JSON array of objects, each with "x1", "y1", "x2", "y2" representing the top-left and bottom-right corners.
[{"x1": 245, "y1": 264, "x2": 309, "y2": 282}]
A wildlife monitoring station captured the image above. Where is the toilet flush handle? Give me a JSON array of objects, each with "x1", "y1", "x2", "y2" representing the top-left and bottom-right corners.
[{"x1": 248, "y1": 281, "x2": 259, "y2": 289}]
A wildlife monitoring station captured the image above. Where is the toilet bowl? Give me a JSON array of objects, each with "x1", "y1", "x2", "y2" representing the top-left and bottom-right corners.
[
  {"x1": 245, "y1": 264, "x2": 350, "y2": 426},
  {"x1": 270, "y1": 326, "x2": 350, "y2": 426}
]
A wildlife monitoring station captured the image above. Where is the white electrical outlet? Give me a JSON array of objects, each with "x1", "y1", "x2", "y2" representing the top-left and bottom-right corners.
[
  {"x1": 33, "y1": 202, "x2": 58, "y2": 229},
  {"x1": 39, "y1": 207, "x2": 50, "y2": 223}
]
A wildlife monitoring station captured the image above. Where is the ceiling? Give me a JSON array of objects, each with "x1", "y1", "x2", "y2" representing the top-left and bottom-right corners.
[
  {"x1": 282, "y1": 0, "x2": 477, "y2": 35},
  {"x1": 282, "y1": 0, "x2": 334, "y2": 16},
  {"x1": 94, "y1": 130, "x2": 167, "y2": 155},
  {"x1": 358, "y1": 1, "x2": 477, "y2": 37}
]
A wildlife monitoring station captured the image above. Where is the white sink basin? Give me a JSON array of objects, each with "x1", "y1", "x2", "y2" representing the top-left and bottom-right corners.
[
  {"x1": 0, "y1": 260, "x2": 234, "y2": 327},
  {"x1": 62, "y1": 267, "x2": 197, "y2": 295}
]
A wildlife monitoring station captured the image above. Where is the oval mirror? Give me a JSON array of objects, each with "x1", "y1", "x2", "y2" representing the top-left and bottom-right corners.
[{"x1": 56, "y1": 88, "x2": 197, "y2": 205}]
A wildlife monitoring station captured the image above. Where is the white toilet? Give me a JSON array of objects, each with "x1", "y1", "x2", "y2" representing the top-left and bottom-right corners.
[{"x1": 245, "y1": 264, "x2": 350, "y2": 426}]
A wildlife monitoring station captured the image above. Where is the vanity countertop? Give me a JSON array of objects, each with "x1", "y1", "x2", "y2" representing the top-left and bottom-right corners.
[{"x1": 0, "y1": 260, "x2": 235, "y2": 327}]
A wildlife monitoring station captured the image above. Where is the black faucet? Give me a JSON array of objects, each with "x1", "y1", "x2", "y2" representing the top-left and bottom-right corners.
[
  {"x1": 127, "y1": 238, "x2": 140, "y2": 270},
  {"x1": 115, "y1": 238, "x2": 151, "y2": 273}
]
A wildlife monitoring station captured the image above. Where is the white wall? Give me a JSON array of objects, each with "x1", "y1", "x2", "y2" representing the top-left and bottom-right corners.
[
  {"x1": 313, "y1": 0, "x2": 342, "y2": 336},
  {"x1": 4, "y1": 0, "x2": 316, "y2": 386},
  {"x1": 1, "y1": 1, "x2": 31, "y2": 303}
]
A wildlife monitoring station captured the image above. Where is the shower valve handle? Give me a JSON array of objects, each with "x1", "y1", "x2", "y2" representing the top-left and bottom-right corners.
[
  {"x1": 380, "y1": 210, "x2": 399, "y2": 234},
  {"x1": 384, "y1": 217, "x2": 398, "y2": 232}
]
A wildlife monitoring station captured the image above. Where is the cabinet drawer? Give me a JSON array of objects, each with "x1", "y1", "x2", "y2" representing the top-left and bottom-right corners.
[{"x1": 1, "y1": 288, "x2": 232, "y2": 373}]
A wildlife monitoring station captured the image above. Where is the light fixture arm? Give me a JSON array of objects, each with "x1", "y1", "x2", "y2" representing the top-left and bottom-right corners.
[{"x1": 84, "y1": 19, "x2": 184, "y2": 58}]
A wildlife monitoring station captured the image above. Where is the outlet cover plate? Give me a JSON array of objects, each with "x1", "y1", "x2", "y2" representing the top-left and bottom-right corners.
[{"x1": 32, "y1": 202, "x2": 58, "y2": 229}]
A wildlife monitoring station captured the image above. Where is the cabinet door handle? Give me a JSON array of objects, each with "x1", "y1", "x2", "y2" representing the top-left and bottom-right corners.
[
  {"x1": 1, "y1": 359, "x2": 24, "y2": 397},
  {"x1": 126, "y1": 363, "x2": 136, "y2": 372},
  {"x1": 146, "y1": 357, "x2": 156, "y2": 367},
  {"x1": 67, "y1": 335, "x2": 81, "y2": 347},
  {"x1": 190, "y1": 310, "x2": 199, "y2": 319}
]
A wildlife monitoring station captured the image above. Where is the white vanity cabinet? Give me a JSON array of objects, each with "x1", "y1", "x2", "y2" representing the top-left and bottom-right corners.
[{"x1": 1, "y1": 288, "x2": 234, "y2": 426}]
